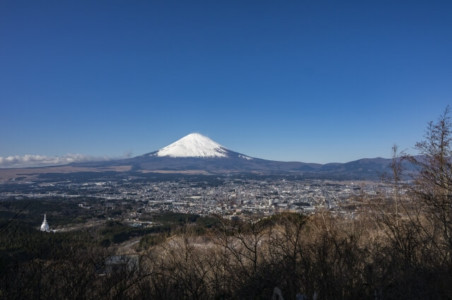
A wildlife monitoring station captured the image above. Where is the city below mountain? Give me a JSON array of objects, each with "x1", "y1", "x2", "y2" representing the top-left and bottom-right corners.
[{"x1": 0, "y1": 133, "x2": 411, "y2": 181}]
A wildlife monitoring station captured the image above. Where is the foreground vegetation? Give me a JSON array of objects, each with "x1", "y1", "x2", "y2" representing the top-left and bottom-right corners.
[{"x1": 1, "y1": 109, "x2": 452, "y2": 299}]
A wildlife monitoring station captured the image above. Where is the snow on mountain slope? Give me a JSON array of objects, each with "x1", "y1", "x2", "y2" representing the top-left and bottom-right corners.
[{"x1": 155, "y1": 133, "x2": 228, "y2": 158}]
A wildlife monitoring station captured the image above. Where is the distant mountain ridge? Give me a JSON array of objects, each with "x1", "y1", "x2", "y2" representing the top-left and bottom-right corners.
[
  {"x1": 70, "y1": 133, "x2": 407, "y2": 180},
  {"x1": 0, "y1": 133, "x2": 414, "y2": 181}
]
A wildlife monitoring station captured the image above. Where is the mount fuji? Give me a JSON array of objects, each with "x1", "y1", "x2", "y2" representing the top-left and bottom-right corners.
[
  {"x1": 127, "y1": 132, "x2": 308, "y2": 174},
  {"x1": 70, "y1": 133, "x2": 392, "y2": 179},
  {"x1": 154, "y1": 133, "x2": 230, "y2": 158},
  {"x1": 67, "y1": 132, "x2": 318, "y2": 175}
]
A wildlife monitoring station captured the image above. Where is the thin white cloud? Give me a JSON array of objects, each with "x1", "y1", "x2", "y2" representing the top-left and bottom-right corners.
[{"x1": 0, "y1": 154, "x2": 112, "y2": 168}]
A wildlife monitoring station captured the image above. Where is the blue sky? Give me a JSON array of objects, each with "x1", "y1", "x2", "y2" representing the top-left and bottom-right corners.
[{"x1": 1, "y1": 0, "x2": 451, "y2": 165}]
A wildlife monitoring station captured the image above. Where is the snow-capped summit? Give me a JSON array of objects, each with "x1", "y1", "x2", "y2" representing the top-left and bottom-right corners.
[{"x1": 155, "y1": 133, "x2": 228, "y2": 158}]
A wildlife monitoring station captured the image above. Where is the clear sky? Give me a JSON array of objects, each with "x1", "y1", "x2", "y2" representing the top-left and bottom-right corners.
[{"x1": 1, "y1": 0, "x2": 451, "y2": 166}]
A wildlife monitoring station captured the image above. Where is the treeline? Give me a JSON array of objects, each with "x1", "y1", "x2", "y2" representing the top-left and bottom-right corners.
[{"x1": 1, "y1": 206, "x2": 451, "y2": 299}]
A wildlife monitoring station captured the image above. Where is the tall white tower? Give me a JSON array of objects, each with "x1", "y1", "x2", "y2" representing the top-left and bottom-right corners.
[{"x1": 40, "y1": 214, "x2": 50, "y2": 232}]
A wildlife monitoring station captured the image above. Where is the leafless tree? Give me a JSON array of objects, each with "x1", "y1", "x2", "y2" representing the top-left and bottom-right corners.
[{"x1": 407, "y1": 106, "x2": 452, "y2": 263}]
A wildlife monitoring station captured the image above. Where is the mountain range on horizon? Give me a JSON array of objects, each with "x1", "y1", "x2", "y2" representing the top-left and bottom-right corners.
[
  {"x1": 0, "y1": 133, "x2": 412, "y2": 181},
  {"x1": 70, "y1": 133, "x2": 403, "y2": 180}
]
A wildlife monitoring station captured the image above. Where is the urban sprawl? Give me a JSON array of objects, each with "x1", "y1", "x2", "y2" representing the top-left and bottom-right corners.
[{"x1": 1, "y1": 176, "x2": 402, "y2": 224}]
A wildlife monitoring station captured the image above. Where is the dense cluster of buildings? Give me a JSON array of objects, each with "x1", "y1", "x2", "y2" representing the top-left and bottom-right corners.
[{"x1": 1, "y1": 176, "x2": 398, "y2": 220}]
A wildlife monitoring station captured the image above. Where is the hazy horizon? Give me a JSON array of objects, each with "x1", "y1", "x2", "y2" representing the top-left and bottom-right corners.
[{"x1": 0, "y1": 131, "x2": 398, "y2": 168}]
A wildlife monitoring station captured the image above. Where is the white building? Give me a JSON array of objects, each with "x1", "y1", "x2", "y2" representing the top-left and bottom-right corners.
[{"x1": 40, "y1": 214, "x2": 50, "y2": 232}]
